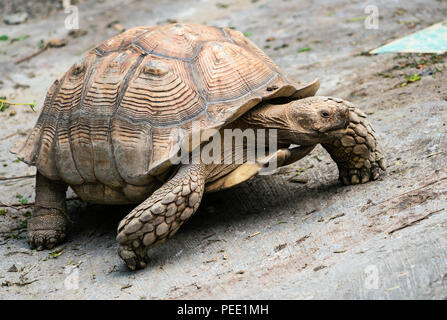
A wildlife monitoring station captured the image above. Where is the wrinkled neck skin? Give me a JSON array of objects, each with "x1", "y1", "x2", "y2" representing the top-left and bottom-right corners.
[{"x1": 234, "y1": 102, "x2": 321, "y2": 147}]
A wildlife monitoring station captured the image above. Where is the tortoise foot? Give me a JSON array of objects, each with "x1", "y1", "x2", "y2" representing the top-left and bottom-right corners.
[
  {"x1": 28, "y1": 214, "x2": 67, "y2": 250},
  {"x1": 323, "y1": 105, "x2": 386, "y2": 185},
  {"x1": 116, "y1": 164, "x2": 205, "y2": 271},
  {"x1": 118, "y1": 244, "x2": 149, "y2": 270}
]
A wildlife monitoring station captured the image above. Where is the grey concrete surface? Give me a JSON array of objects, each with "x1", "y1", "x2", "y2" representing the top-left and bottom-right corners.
[{"x1": 0, "y1": 0, "x2": 446, "y2": 299}]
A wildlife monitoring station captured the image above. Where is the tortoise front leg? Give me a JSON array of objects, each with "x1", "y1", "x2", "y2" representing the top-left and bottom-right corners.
[
  {"x1": 322, "y1": 105, "x2": 386, "y2": 185},
  {"x1": 117, "y1": 164, "x2": 205, "y2": 270},
  {"x1": 29, "y1": 172, "x2": 68, "y2": 250}
]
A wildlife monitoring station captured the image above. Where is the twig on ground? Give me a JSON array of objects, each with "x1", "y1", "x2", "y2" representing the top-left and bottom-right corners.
[
  {"x1": 0, "y1": 174, "x2": 35, "y2": 181},
  {"x1": 0, "y1": 200, "x2": 33, "y2": 210},
  {"x1": 15, "y1": 38, "x2": 67, "y2": 64},
  {"x1": 0, "y1": 132, "x2": 19, "y2": 141},
  {"x1": 362, "y1": 175, "x2": 447, "y2": 211},
  {"x1": 0, "y1": 198, "x2": 81, "y2": 210},
  {"x1": 387, "y1": 208, "x2": 445, "y2": 234}
]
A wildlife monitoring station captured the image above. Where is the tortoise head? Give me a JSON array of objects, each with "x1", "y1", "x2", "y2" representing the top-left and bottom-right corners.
[{"x1": 284, "y1": 96, "x2": 350, "y2": 145}]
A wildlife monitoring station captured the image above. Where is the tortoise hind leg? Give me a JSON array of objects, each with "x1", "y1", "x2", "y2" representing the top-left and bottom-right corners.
[
  {"x1": 322, "y1": 105, "x2": 386, "y2": 185},
  {"x1": 29, "y1": 172, "x2": 68, "y2": 250},
  {"x1": 117, "y1": 163, "x2": 205, "y2": 270}
]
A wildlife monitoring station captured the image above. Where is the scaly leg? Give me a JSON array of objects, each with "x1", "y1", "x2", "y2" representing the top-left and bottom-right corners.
[
  {"x1": 322, "y1": 105, "x2": 386, "y2": 185},
  {"x1": 117, "y1": 163, "x2": 205, "y2": 270},
  {"x1": 29, "y1": 172, "x2": 68, "y2": 250}
]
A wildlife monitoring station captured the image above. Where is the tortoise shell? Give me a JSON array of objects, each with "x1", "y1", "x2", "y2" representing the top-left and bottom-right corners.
[{"x1": 13, "y1": 23, "x2": 319, "y2": 193}]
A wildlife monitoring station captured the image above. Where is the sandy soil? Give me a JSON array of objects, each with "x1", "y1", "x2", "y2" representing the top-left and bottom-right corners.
[{"x1": 0, "y1": 0, "x2": 446, "y2": 299}]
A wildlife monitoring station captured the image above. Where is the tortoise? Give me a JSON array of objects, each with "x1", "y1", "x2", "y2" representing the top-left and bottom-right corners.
[{"x1": 11, "y1": 23, "x2": 385, "y2": 270}]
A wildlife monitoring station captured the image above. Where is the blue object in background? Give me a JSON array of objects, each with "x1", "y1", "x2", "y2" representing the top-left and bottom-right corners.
[{"x1": 371, "y1": 20, "x2": 447, "y2": 54}]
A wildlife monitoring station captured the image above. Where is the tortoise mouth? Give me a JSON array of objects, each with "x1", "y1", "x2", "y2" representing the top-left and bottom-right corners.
[{"x1": 317, "y1": 119, "x2": 349, "y2": 134}]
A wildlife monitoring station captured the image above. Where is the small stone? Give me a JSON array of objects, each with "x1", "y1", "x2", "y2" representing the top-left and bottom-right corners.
[
  {"x1": 156, "y1": 222, "x2": 169, "y2": 236},
  {"x1": 142, "y1": 232, "x2": 156, "y2": 246},
  {"x1": 68, "y1": 29, "x2": 88, "y2": 38},
  {"x1": 8, "y1": 264, "x2": 18, "y2": 272},
  {"x1": 190, "y1": 175, "x2": 198, "y2": 182},
  {"x1": 132, "y1": 240, "x2": 140, "y2": 248},
  {"x1": 351, "y1": 175, "x2": 360, "y2": 184},
  {"x1": 176, "y1": 197, "x2": 185, "y2": 205},
  {"x1": 364, "y1": 160, "x2": 371, "y2": 169},
  {"x1": 289, "y1": 176, "x2": 308, "y2": 184},
  {"x1": 124, "y1": 219, "x2": 143, "y2": 234},
  {"x1": 180, "y1": 207, "x2": 194, "y2": 220},
  {"x1": 346, "y1": 128, "x2": 356, "y2": 136},
  {"x1": 340, "y1": 135, "x2": 356, "y2": 147},
  {"x1": 188, "y1": 192, "x2": 200, "y2": 207},
  {"x1": 112, "y1": 23, "x2": 126, "y2": 33},
  {"x1": 173, "y1": 186, "x2": 182, "y2": 194},
  {"x1": 151, "y1": 203, "x2": 166, "y2": 215},
  {"x1": 4, "y1": 12, "x2": 28, "y2": 25}
]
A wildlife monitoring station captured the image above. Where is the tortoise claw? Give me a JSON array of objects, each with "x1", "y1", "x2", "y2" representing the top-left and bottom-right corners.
[{"x1": 118, "y1": 244, "x2": 148, "y2": 271}]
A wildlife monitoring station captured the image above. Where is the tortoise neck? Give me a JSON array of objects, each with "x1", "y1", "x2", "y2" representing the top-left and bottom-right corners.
[
  {"x1": 241, "y1": 103, "x2": 290, "y2": 128},
  {"x1": 236, "y1": 103, "x2": 294, "y2": 146}
]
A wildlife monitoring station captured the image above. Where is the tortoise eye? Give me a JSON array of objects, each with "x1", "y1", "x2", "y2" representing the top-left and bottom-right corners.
[{"x1": 321, "y1": 111, "x2": 330, "y2": 118}]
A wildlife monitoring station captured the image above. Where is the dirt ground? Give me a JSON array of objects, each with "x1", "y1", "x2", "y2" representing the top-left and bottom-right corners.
[{"x1": 0, "y1": 0, "x2": 446, "y2": 299}]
